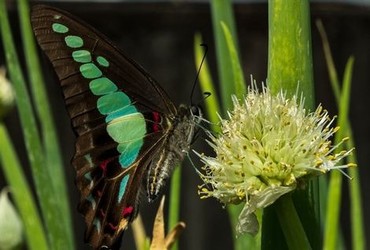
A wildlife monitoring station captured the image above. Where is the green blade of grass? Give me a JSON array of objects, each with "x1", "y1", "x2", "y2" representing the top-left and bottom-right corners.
[
  {"x1": 0, "y1": 2, "x2": 67, "y2": 249},
  {"x1": 0, "y1": 123, "x2": 48, "y2": 250},
  {"x1": 324, "y1": 57, "x2": 354, "y2": 250},
  {"x1": 195, "y1": 32, "x2": 258, "y2": 248},
  {"x1": 194, "y1": 33, "x2": 221, "y2": 132},
  {"x1": 347, "y1": 140, "x2": 364, "y2": 250},
  {"x1": 220, "y1": 22, "x2": 246, "y2": 99},
  {"x1": 17, "y1": 1, "x2": 74, "y2": 248},
  {"x1": 317, "y1": 20, "x2": 365, "y2": 250},
  {"x1": 211, "y1": 0, "x2": 239, "y2": 113},
  {"x1": 168, "y1": 165, "x2": 181, "y2": 250},
  {"x1": 211, "y1": 0, "x2": 254, "y2": 249},
  {"x1": 316, "y1": 20, "x2": 341, "y2": 101}
]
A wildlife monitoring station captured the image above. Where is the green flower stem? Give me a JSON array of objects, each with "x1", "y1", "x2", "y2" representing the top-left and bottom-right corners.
[
  {"x1": 267, "y1": 0, "x2": 314, "y2": 106},
  {"x1": 168, "y1": 165, "x2": 181, "y2": 250},
  {"x1": 0, "y1": 123, "x2": 48, "y2": 250},
  {"x1": 266, "y1": 1, "x2": 318, "y2": 249},
  {"x1": 275, "y1": 194, "x2": 312, "y2": 250},
  {"x1": 17, "y1": 1, "x2": 74, "y2": 248}
]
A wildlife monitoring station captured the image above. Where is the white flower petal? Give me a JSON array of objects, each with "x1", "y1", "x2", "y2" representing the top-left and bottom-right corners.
[{"x1": 236, "y1": 186, "x2": 294, "y2": 235}]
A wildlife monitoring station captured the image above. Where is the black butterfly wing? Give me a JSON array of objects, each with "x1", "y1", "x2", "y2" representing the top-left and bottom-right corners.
[{"x1": 31, "y1": 5, "x2": 176, "y2": 249}]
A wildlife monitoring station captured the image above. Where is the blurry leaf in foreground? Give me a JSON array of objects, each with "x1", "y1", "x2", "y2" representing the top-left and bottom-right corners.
[
  {"x1": 0, "y1": 188, "x2": 23, "y2": 249},
  {"x1": 0, "y1": 67, "x2": 15, "y2": 119}
]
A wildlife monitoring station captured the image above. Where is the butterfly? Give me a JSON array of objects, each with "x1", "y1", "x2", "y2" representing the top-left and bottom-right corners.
[{"x1": 31, "y1": 5, "x2": 201, "y2": 249}]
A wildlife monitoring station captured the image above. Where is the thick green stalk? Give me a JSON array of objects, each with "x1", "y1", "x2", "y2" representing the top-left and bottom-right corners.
[
  {"x1": 267, "y1": 0, "x2": 314, "y2": 105},
  {"x1": 17, "y1": 1, "x2": 74, "y2": 248},
  {"x1": 0, "y1": 123, "x2": 48, "y2": 250},
  {"x1": 276, "y1": 195, "x2": 312, "y2": 250},
  {"x1": 265, "y1": 1, "x2": 318, "y2": 249}
]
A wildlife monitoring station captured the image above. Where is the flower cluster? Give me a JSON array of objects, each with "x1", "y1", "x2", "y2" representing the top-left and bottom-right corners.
[{"x1": 197, "y1": 86, "x2": 354, "y2": 235}]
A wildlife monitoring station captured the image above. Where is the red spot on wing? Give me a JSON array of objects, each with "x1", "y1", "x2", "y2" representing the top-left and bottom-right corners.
[
  {"x1": 122, "y1": 206, "x2": 134, "y2": 218},
  {"x1": 152, "y1": 112, "x2": 161, "y2": 132},
  {"x1": 99, "y1": 209, "x2": 106, "y2": 218},
  {"x1": 108, "y1": 222, "x2": 118, "y2": 231},
  {"x1": 97, "y1": 190, "x2": 102, "y2": 197},
  {"x1": 99, "y1": 159, "x2": 111, "y2": 176}
]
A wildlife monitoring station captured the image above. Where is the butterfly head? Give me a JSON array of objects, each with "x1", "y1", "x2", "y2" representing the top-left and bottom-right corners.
[{"x1": 190, "y1": 105, "x2": 203, "y2": 123}]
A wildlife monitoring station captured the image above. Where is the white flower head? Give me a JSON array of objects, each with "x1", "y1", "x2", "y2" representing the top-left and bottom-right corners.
[{"x1": 197, "y1": 85, "x2": 354, "y2": 235}]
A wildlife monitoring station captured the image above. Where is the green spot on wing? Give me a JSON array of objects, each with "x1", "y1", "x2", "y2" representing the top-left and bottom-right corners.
[
  {"x1": 90, "y1": 77, "x2": 117, "y2": 95},
  {"x1": 97, "y1": 92, "x2": 131, "y2": 114},
  {"x1": 96, "y1": 56, "x2": 109, "y2": 67},
  {"x1": 106, "y1": 105, "x2": 138, "y2": 123},
  {"x1": 93, "y1": 218, "x2": 101, "y2": 232},
  {"x1": 52, "y1": 23, "x2": 69, "y2": 33},
  {"x1": 106, "y1": 114, "x2": 146, "y2": 168},
  {"x1": 118, "y1": 139, "x2": 144, "y2": 167},
  {"x1": 65, "y1": 35, "x2": 83, "y2": 48},
  {"x1": 86, "y1": 194, "x2": 96, "y2": 209},
  {"x1": 118, "y1": 175, "x2": 130, "y2": 202},
  {"x1": 106, "y1": 114, "x2": 146, "y2": 148},
  {"x1": 80, "y1": 63, "x2": 102, "y2": 79},
  {"x1": 72, "y1": 50, "x2": 91, "y2": 63}
]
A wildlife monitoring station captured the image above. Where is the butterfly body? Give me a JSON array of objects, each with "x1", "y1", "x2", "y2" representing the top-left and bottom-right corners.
[
  {"x1": 146, "y1": 104, "x2": 197, "y2": 202},
  {"x1": 31, "y1": 5, "x2": 200, "y2": 249}
]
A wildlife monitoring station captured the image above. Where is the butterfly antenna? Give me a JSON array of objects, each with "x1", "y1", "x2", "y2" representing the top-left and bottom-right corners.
[{"x1": 190, "y1": 44, "x2": 208, "y2": 106}]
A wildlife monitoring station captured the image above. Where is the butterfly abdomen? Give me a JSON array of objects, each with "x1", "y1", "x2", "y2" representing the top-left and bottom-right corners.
[{"x1": 146, "y1": 105, "x2": 197, "y2": 202}]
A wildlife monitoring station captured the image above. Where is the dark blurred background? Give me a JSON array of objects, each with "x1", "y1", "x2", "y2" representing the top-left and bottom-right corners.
[{"x1": 1, "y1": 0, "x2": 370, "y2": 249}]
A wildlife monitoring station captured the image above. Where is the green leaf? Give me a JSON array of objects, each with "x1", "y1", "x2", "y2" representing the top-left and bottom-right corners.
[
  {"x1": 265, "y1": 1, "x2": 319, "y2": 249},
  {"x1": 317, "y1": 19, "x2": 364, "y2": 250},
  {"x1": 211, "y1": 0, "x2": 240, "y2": 113},
  {"x1": 168, "y1": 165, "x2": 181, "y2": 250},
  {"x1": 210, "y1": 1, "x2": 255, "y2": 249},
  {"x1": 194, "y1": 34, "x2": 221, "y2": 132},
  {"x1": 0, "y1": 2, "x2": 69, "y2": 249},
  {"x1": 324, "y1": 57, "x2": 354, "y2": 250},
  {"x1": 17, "y1": 1, "x2": 74, "y2": 248}
]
